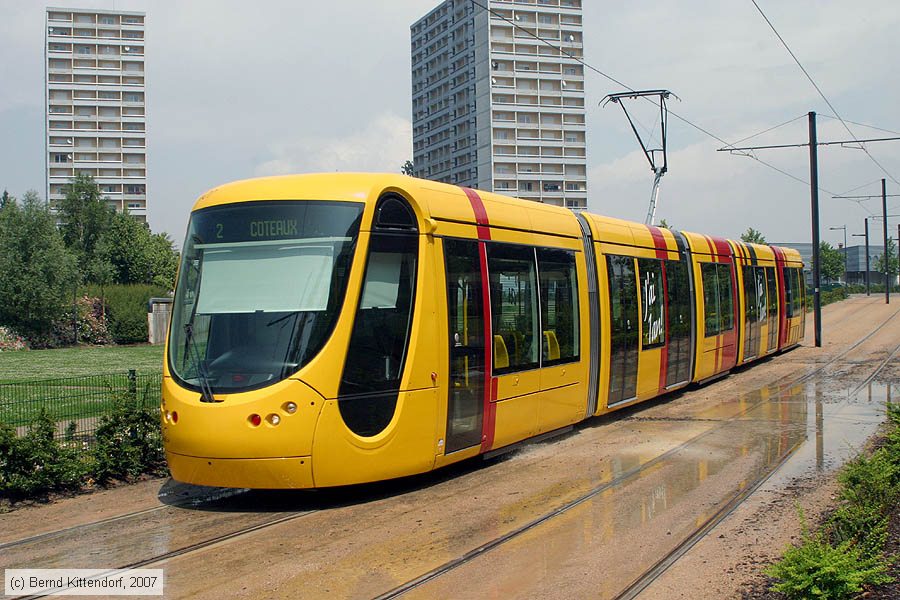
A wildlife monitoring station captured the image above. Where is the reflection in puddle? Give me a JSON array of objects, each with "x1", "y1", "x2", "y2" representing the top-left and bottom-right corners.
[{"x1": 404, "y1": 379, "x2": 896, "y2": 599}]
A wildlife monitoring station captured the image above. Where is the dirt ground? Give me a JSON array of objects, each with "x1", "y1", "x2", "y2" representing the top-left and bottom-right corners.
[
  {"x1": 642, "y1": 296, "x2": 900, "y2": 599},
  {"x1": 2, "y1": 296, "x2": 898, "y2": 599}
]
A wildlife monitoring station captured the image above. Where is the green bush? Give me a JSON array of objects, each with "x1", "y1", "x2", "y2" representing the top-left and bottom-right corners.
[
  {"x1": 820, "y1": 287, "x2": 849, "y2": 307},
  {"x1": 86, "y1": 284, "x2": 168, "y2": 344},
  {"x1": 91, "y1": 385, "x2": 165, "y2": 483},
  {"x1": 766, "y1": 404, "x2": 900, "y2": 598},
  {"x1": 766, "y1": 528, "x2": 892, "y2": 599},
  {"x1": 887, "y1": 401, "x2": 900, "y2": 427},
  {"x1": 827, "y1": 501, "x2": 889, "y2": 558},
  {"x1": 846, "y1": 284, "x2": 900, "y2": 294},
  {"x1": 837, "y1": 448, "x2": 899, "y2": 513},
  {"x1": 0, "y1": 409, "x2": 88, "y2": 499}
]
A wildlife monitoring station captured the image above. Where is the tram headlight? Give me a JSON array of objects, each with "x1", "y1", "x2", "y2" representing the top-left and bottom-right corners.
[
  {"x1": 267, "y1": 413, "x2": 280, "y2": 426},
  {"x1": 283, "y1": 402, "x2": 297, "y2": 414}
]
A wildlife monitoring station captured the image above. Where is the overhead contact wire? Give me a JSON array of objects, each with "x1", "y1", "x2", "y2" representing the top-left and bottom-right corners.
[
  {"x1": 749, "y1": 0, "x2": 900, "y2": 187},
  {"x1": 467, "y1": 0, "x2": 839, "y2": 198}
]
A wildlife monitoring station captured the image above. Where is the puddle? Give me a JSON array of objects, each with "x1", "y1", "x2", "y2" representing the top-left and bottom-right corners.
[
  {"x1": 399, "y1": 378, "x2": 896, "y2": 599},
  {"x1": 2, "y1": 371, "x2": 895, "y2": 600}
]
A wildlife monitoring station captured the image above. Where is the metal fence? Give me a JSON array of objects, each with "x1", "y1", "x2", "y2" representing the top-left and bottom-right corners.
[{"x1": 0, "y1": 370, "x2": 161, "y2": 445}]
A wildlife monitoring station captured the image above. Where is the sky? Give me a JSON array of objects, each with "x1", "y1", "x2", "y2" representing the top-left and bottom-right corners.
[{"x1": 1, "y1": 0, "x2": 899, "y2": 248}]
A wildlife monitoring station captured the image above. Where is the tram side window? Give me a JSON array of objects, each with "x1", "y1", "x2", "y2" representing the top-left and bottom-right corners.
[
  {"x1": 701, "y1": 263, "x2": 720, "y2": 336},
  {"x1": 719, "y1": 264, "x2": 734, "y2": 331},
  {"x1": 701, "y1": 262, "x2": 735, "y2": 336},
  {"x1": 538, "y1": 248, "x2": 579, "y2": 365},
  {"x1": 637, "y1": 259, "x2": 665, "y2": 348},
  {"x1": 488, "y1": 243, "x2": 539, "y2": 373},
  {"x1": 338, "y1": 198, "x2": 419, "y2": 438},
  {"x1": 756, "y1": 267, "x2": 768, "y2": 322},
  {"x1": 766, "y1": 267, "x2": 778, "y2": 319},
  {"x1": 792, "y1": 268, "x2": 804, "y2": 316},
  {"x1": 784, "y1": 268, "x2": 795, "y2": 318}
]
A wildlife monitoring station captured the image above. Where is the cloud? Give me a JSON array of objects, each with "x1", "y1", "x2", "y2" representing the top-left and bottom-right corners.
[{"x1": 254, "y1": 113, "x2": 413, "y2": 176}]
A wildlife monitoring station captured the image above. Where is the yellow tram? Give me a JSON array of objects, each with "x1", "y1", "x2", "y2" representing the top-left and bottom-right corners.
[{"x1": 161, "y1": 174, "x2": 805, "y2": 489}]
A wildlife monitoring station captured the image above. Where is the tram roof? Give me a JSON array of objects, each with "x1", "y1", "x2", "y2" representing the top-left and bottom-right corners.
[{"x1": 193, "y1": 173, "x2": 803, "y2": 266}]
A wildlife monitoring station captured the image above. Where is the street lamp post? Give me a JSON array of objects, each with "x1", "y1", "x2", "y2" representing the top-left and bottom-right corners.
[
  {"x1": 852, "y1": 219, "x2": 870, "y2": 295},
  {"x1": 829, "y1": 225, "x2": 847, "y2": 284}
]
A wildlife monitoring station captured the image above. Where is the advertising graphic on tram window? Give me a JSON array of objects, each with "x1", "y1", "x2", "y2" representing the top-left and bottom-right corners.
[{"x1": 641, "y1": 261, "x2": 664, "y2": 347}]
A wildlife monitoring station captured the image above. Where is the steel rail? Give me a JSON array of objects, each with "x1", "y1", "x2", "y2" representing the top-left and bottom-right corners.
[
  {"x1": 0, "y1": 487, "x2": 249, "y2": 551},
  {"x1": 8, "y1": 303, "x2": 899, "y2": 600},
  {"x1": 619, "y1": 316, "x2": 900, "y2": 599},
  {"x1": 371, "y1": 304, "x2": 900, "y2": 600},
  {"x1": 8, "y1": 511, "x2": 317, "y2": 600},
  {"x1": 849, "y1": 340, "x2": 900, "y2": 398}
]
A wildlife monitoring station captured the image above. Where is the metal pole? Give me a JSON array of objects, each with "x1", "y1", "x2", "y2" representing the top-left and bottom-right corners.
[
  {"x1": 809, "y1": 112, "x2": 822, "y2": 347},
  {"x1": 865, "y1": 218, "x2": 870, "y2": 295},
  {"x1": 897, "y1": 223, "x2": 899, "y2": 294},
  {"x1": 843, "y1": 227, "x2": 847, "y2": 283},
  {"x1": 830, "y1": 225, "x2": 848, "y2": 284},
  {"x1": 883, "y1": 179, "x2": 889, "y2": 304}
]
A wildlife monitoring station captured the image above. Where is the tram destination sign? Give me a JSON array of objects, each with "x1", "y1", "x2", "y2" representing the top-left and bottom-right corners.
[{"x1": 193, "y1": 200, "x2": 363, "y2": 244}]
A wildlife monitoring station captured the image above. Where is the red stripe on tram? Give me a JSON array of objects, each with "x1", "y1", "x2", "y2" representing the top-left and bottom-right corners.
[
  {"x1": 461, "y1": 186, "x2": 497, "y2": 452},
  {"x1": 461, "y1": 187, "x2": 491, "y2": 241}
]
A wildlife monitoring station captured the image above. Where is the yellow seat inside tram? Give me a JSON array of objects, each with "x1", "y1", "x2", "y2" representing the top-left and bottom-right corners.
[
  {"x1": 544, "y1": 330, "x2": 560, "y2": 361},
  {"x1": 494, "y1": 335, "x2": 509, "y2": 369}
]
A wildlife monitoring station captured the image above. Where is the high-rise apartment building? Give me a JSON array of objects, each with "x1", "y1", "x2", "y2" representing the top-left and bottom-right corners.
[
  {"x1": 45, "y1": 8, "x2": 148, "y2": 222},
  {"x1": 411, "y1": 0, "x2": 586, "y2": 209}
]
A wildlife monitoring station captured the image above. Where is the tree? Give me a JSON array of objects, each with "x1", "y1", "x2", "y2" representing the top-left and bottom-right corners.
[
  {"x1": 875, "y1": 237, "x2": 898, "y2": 280},
  {"x1": 0, "y1": 190, "x2": 10, "y2": 209},
  {"x1": 0, "y1": 190, "x2": 78, "y2": 336},
  {"x1": 401, "y1": 160, "x2": 415, "y2": 176},
  {"x1": 819, "y1": 241, "x2": 845, "y2": 283},
  {"x1": 741, "y1": 227, "x2": 767, "y2": 244},
  {"x1": 146, "y1": 232, "x2": 179, "y2": 288},
  {"x1": 58, "y1": 174, "x2": 114, "y2": 275},
  {"x1": 95, "y1": 210, "x2": 179, "y2": 287}
]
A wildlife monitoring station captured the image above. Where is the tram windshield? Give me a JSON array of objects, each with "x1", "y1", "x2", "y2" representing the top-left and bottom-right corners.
[{"x1": 169, "y1": 200, "x2": 364, "y2": 394}]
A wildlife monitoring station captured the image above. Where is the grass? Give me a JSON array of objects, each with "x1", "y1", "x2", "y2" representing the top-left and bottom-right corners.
[
  {"x1": 0, "y1": 373, "x2": 162, "y2": 428},
  {"x1": 0, "y1": 344, "x2": 164, "y2": 383}
]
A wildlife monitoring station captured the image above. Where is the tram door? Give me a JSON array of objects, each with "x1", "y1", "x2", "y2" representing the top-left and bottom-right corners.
[
  {"x1": 444, "y1": 239, "x2": 485, "y2": 453},
  {"x1": 665, "y1": 258, "x2": 693, "y2": 387},
  {"x1": 607, "y1": 255, "x2": 639, "y2": 405},
  {"x1": 765, "y1": 267, "x2": 779, "y2": 352},
  {"x1": 742, "y1": 266, "x2": 766, "y2": 361}
]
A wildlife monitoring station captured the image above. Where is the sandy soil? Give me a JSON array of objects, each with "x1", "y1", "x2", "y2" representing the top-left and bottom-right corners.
[
  {"x1": 2, "y1": 296, "x2": 897, "y2": 599},
  {"x1": 642, "y1": 296, "x2": 900, "y2": 599}
]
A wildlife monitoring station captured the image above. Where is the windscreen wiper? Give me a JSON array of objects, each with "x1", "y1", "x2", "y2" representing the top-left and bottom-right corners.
[{"x1": 184, "y1": 323, "x2": 216, "y2": 403}]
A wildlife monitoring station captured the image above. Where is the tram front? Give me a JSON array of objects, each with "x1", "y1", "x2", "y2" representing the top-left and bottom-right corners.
[{"x1": 162, "y1": 175, "x2": 434, "y2": 489}]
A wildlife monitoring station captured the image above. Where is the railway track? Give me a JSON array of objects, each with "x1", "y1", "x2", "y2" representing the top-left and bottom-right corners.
[
  {"x1": 614, "y1": 327, "x2": 900, "y2": 600},
  {"x1": 372, "y1": 305, "x2": 900, "y2": 600},
  {"x1": 0, "y1": 486, "x2": 248, "y2": 552},
  {"x1": 5, "y1": 302, "x2": 898, "y2": 600}
]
